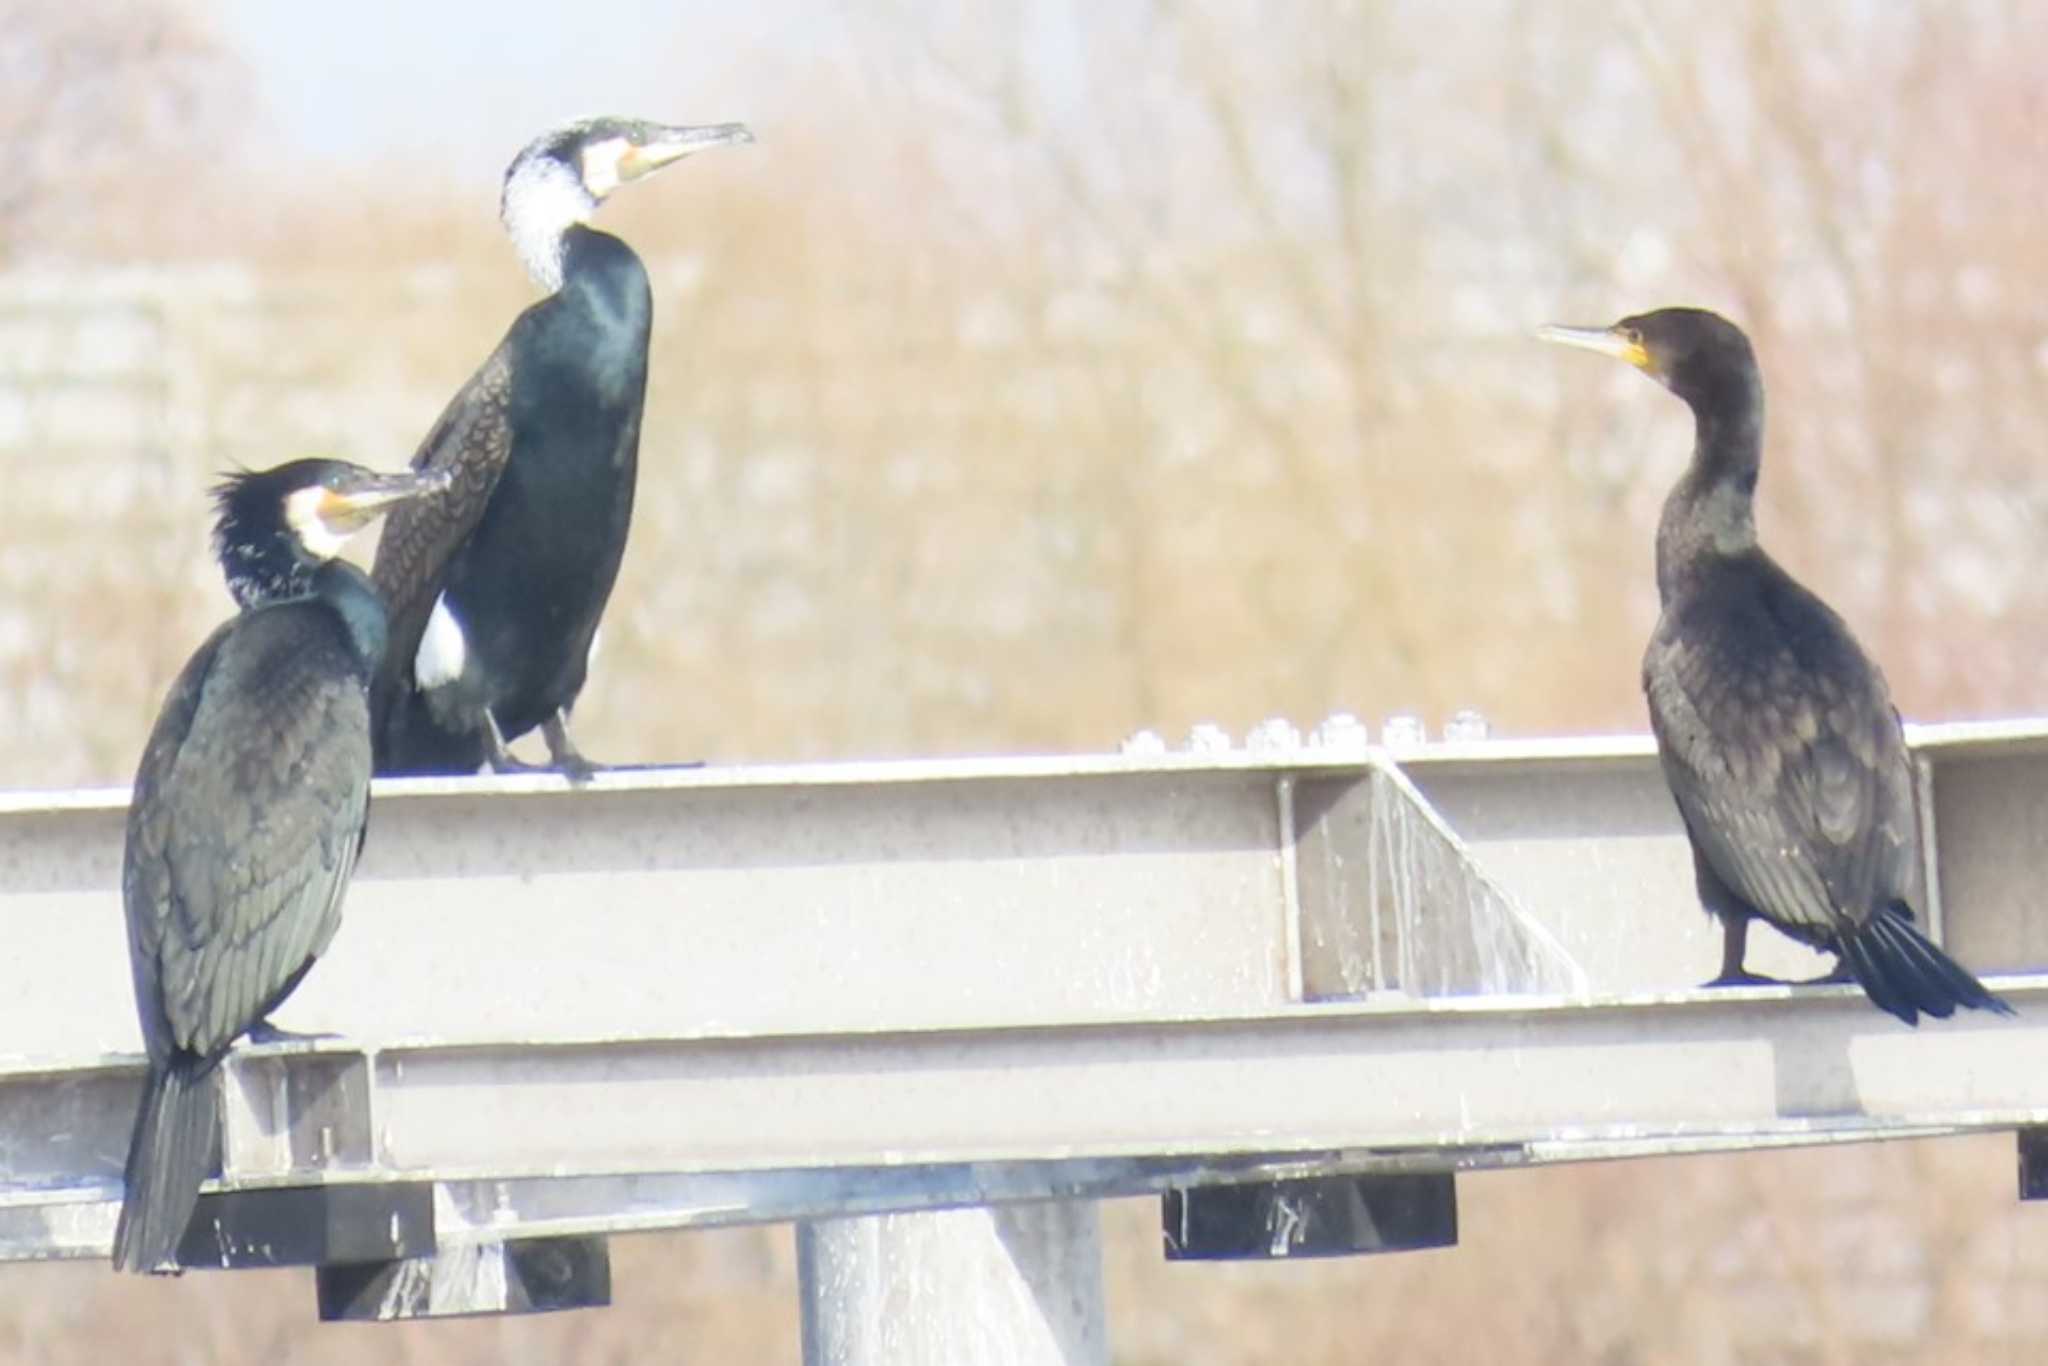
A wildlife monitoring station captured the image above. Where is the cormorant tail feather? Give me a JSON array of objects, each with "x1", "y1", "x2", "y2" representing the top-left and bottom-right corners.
[{"x1": 112, "y1": 1058, "x2": 219, "y2": 1274}]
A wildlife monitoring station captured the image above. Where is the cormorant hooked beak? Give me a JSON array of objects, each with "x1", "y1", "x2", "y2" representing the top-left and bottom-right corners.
[
  {"x1": 618, "y1": 122, "x2": 754, "y2": 182},
  {"x1": 318, "y1": 467, "x2": 454, "y2": 534},
  {"x1": 283, "y1": 466, "x2": 451, "y2": 561},
  {"x1": 1536, "y1": 322, "x2": 1653, "y2": 373}
]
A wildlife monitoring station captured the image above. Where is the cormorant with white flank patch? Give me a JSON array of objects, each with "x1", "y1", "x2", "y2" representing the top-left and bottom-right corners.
[
  {"x1": 115, "y1": 459, "x2": 446, "y2": 1273},
  {"x1": 1538, "y1": 307, "x2": 2011, "y2": 1027},
  {"x1": 371, "y1": 116, "x2": 753, "y2": 780}
]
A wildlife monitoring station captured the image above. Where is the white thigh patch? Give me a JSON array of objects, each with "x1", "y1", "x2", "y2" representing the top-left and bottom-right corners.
[{"x1": 415, "y1": 594, "x2": 468, "y2": 690}]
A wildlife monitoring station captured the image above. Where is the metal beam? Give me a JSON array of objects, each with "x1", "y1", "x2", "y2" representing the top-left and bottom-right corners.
[
  {"x1": 175, "y1": 1182, "x2": 434, "y2": 1270},
  {"x1": 6, "y1": 975, "x2": 2048, "y2": 1262},
  {"x1": 316, "y1": 1236, "x2": 611, "y2": 1321},
  {"x1": 0, "y1": 723, "x2": 2043, "y2": 1266},
  {"x1": 1399, "y1": 718, "x2": 2048, "y2": 991},
  {"x1": 0, "y1": 751, "x2": 1565, "y2": 1061},
  {"x1": 1163, "y1": 1172, "x2": 1458, "y2": 1260}
]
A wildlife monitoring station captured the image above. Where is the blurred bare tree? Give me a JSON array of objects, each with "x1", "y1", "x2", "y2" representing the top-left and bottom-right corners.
[
  {"x1": 0, "y1": 0, "x2": 243, "y2": 262},
  {"x1": 869, "y1": 0, "x2": 2048, "y2": 743},
  {"x1": 1606, "y1": 0, "x2": 2048, "y2": 714},
  {"x1": 11, "y1": 0, "x2": 2048, "y2": 780}
]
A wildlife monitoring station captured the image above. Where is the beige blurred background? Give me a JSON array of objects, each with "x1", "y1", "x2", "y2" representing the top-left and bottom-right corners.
[{"x1": 4, "y1": 0, "x2": 2048, "y2": 1360}]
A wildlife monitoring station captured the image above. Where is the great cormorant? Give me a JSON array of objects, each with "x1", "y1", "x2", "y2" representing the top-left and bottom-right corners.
[
  {"x1": 115, "y1": 459, "x2": 447, "y2": 1273},
  {"x1": 371, "y1": 116, "x2": 753, "y2": 780},
  {"x1": 1538, "y1": 307, "x2": 2010, "y2": 1026}
]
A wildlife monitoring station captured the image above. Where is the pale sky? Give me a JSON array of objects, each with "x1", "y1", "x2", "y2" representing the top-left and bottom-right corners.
[{"x1": 213, "y1": 0, "x2": 868, "y2": 186}]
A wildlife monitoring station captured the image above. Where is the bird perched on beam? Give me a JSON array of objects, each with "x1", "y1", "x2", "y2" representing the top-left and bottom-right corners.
[
  {"x1": 116, "y1": 459, "x2": 447, "y2": 1273},
  {"x1": 1538, "y1": 306, "x2": 2010, "y2": 1026},
  {"x1": 371, "y1": 115, "x2": 753, "y2": 780}
]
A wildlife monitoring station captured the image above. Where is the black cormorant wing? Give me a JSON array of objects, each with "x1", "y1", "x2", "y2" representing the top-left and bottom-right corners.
[
  {"x1": 124, "y1": 606, "x2": 372, "y2": 1063},
  {"x1": 370, "y1": 341, "x2": 517, "y2": 718},
  {"x1": 1643, "y1": 555, "x2": 1919, "y2": 942}
]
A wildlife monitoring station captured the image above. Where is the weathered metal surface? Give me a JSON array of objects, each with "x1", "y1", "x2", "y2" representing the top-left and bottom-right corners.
[
  {"x1": 1162, "y1": 1172, "x2": 1457, "y2": 1260},
  {"x1": 1400, "y1": 719, "x2": 2048, "y2": 991},
  {"x1": 1292, "y1": 767, "x2": 1581, "y2": 998},
  {"x1": 2017, "y1": 1127, "x2": 2048, "y2": 1202},
  {"x1": 0, "y1": 727, "x2": 2041, "y2": 1269},
  {"x1": 3, "y1": 976, "x2": 2045, "y2": 1263},
  {"x1": 799, "y1": 1202, "x2": 1107, "y2": 1366},
  {"x1": 315, "y1": 1235, "x2": 610, "y2": 1320},
  {"x1": 173, "y1": 1182, "x2": 436, "y2": 1270},
  {"x1": 0, "y1": 750, "x2": 1553, "y2": 1066}
]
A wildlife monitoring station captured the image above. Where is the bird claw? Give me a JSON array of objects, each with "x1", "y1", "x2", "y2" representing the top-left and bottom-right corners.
[
  {"x1": 540, "y1": 712, "x2": 603, "y2": 785},
  {"x1": 481, "y1": 738, "x2": 602, "y2": 785},
  {"x1": 551, "y1": 752, "x2": 604, "y2": 786}
]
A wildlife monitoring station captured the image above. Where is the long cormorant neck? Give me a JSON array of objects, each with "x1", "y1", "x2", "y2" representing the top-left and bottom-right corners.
[
  {"x1": 1656, "y1": 366, "x2": 1764, "y2": 604},
  {"x1": 311, "y1": 560, "x2": 390, "y2": 672},
  {"x1": 502, "y1": 155, "x2": 599, "y2": 294},
  {"x1": 216, "y1": 520, "x2": 319, "y2": 609},
  {"x1": 557, "y1": 224, "x2": 652, "y2": 344}
]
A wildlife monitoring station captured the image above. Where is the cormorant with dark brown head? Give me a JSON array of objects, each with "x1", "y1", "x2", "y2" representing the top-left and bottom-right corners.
[
  {"x1": 1538, "y1": 306, "x2": 2010, "y2": 1027},
  {"x1": 371, "y1": 116, "x2": 753, "y2": 780},
  {"x1": 116, "y1": 458, "x2": 447, "y2": 1273}
]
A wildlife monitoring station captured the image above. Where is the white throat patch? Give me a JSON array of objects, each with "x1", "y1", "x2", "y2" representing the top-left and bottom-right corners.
[
  {"x1": 415, "y1": 593, "x2": 469, "y2": 691},
  {"x1": 283, "y1": 486, "x2": 350, "y2": 561},
  {"x1": 501, "y1": 156, "x2": 597, "y2": 293}
]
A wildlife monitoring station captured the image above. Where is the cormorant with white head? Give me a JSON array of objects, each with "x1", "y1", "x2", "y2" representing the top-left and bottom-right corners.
[
  {"x1": 371, "y1": 116, "x2": 753, "y2": 779},
  {"x1": 116, "y1": 458, "x2": 446, "y2": 1273},
  {"x1": 1538, "y1": 307, "x2": 2011, "y2": 1027}
]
